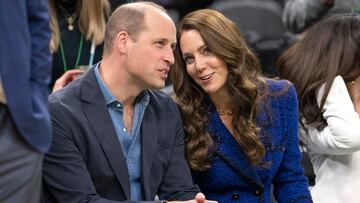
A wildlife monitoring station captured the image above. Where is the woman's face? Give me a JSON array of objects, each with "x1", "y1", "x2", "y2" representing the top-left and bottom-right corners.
[{"x1": 180, "y1": 29, "x2": 229, "y2": 97}]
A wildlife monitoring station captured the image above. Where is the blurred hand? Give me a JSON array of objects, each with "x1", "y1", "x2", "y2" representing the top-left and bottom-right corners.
[
  {"x1": 167, "y1": 193, "x2": 218, "y2": 203},
  {"x1": 52, "y1": 69, "x2": 84, "y2": 93}
]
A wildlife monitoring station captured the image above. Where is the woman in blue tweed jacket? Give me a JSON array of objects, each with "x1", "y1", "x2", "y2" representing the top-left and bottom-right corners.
[{"x1": 171, "y1": 9, "x2": 312, "y2": 203}]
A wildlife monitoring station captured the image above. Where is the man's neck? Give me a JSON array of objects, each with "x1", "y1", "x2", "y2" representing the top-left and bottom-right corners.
[{"x1": 99, "y1": 59, "x2": 143, "y2": 104}]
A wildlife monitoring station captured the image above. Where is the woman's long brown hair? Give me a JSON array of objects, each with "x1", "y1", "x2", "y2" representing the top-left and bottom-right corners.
[
  {"x1": 278, "y1": 13, "x2": 360, "y2": 130},
  {"x1": 171, "y1": 9, "x2": 266, "y2": 171}
]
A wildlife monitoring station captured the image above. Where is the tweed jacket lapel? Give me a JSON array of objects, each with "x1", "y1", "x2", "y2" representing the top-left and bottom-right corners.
[{"x1": 209, "y1": 108, "x2": 263, "y2": 188}]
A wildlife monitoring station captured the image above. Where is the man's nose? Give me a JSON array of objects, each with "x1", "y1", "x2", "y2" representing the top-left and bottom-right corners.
[{"x1": 164, "y1": 47, "x2": 175, "y2": 65}]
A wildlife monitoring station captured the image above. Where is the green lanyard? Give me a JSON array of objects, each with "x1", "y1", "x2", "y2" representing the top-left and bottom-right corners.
[{"x1": 59, "y1": 34, "x2": 84, "y2": 72}]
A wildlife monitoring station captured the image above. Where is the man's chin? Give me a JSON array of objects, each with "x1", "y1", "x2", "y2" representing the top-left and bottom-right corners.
[{"x1": 148, "y1": 83, "x2": 165, "y2": 90}]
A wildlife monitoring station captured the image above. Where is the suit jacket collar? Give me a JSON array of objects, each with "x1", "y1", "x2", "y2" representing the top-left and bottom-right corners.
[
  {"x1": 80, "y1": 65, "x2": 159, "y2": 200},
  {"x1": 80, "y1": 66, "x2": 131, "y2": 199}
]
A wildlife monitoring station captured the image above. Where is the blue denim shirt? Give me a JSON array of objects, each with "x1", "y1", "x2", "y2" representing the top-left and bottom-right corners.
[{"x1": 95, "y1": 64, "x2": 149, "y2": 200}]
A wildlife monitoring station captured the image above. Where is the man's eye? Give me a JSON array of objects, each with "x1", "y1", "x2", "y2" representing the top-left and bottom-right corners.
[{"x1": 156, "y1": 41, "x2": 165, "y2": 46}]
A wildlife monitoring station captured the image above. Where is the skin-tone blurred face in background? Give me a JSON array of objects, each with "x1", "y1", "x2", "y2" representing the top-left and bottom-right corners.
[
  {"x1": 125, "y1": 8, "x2": 176, "y2": 90},
  {"x1": 180, "y1": 29, "x2": 228, "y2": 98}
]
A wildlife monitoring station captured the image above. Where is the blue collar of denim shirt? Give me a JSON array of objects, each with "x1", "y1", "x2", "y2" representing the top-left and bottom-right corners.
[{"x1": 94, "y1": 62, "x2": 150, "y2": 108}]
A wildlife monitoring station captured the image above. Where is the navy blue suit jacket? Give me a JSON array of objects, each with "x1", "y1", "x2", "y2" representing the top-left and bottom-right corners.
[
  {"x1": 0, "y1": 0, "x2": 52, "y2": 152},
  {"x1": 43, "y1": 68, "x2": 199, "y2": 202}
]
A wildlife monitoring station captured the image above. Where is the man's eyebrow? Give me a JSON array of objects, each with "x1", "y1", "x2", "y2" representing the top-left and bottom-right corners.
[{"x1": 153, "y1": 37, "x2": 168, "y2": 42}]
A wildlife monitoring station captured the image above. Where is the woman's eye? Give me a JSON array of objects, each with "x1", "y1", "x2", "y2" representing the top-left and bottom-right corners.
[
  {"x1": 184, "y1": 56, "x2": 194, "y2": 64},
  {"x1": 202, "y1": 47, "x2": 211, "y2": 54}
]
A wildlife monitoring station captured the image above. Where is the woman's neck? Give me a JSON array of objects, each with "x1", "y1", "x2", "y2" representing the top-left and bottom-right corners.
[{"x1": 209, "y1": 91, "x2": 233, "y2": 112}]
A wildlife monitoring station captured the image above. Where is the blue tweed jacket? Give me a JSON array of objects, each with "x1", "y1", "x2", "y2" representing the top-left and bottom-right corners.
[{"x1": 194, "y1": 79, "x2": 312, "y2": 203}]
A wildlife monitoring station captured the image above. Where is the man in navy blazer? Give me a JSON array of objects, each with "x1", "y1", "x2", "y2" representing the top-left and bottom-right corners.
[
  {"x1": 0, "y1": 0, "x2": 52, "y2": 202},
  {"x1": 43, "y1": 2, "x2": 216, "y2": 203}
]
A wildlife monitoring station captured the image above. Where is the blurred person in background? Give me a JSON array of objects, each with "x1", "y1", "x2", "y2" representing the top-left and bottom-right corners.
[
  {"x1": 0, "y1": 0, "x2": 52, "y2": 202},
  {"x1": 49, "y1": 0, "x2": 128, "y2": 92},
  {"x1": 278, "y1": 13, "x2": 360, "y2": 203}
]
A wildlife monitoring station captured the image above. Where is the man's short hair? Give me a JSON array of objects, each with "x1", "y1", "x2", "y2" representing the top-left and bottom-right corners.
[{"x1": 103, "y1": 2, "x2": 167, "y2": 55}]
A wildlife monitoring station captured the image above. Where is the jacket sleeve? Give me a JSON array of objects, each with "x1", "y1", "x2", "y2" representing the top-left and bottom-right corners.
[
  {"x1": 43, "y1": 96, "x2": 163, "y2": 203},
  {"x1": 28, "y1": 0, "x2": 52, "y2": 86},
  {"x1": 272, "y1": 84, "x2": 313, "y2": 203},
  {"x1": 156, "y1": 101, "x2": 200, "y2": 201},
  {"x1": 300, "y1": 76, "x2": 360, "y2": 155},
  {"x1": 0, "y1": 0, "x2": 52, "y2": 152}
]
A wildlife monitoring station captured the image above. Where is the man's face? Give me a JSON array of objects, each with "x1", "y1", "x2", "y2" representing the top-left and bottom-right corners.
[{"x1": 125, "y1": 9, "x2": 176, "y2": 90}]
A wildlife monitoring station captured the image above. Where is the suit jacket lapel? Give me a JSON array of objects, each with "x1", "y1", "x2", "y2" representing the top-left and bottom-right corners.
[
  {"x1": 140, "y1": 104, "x2": 157, "y2": 200},
  {"x1": 80, "y1": 68, "x2": 131, "y2": 199}
]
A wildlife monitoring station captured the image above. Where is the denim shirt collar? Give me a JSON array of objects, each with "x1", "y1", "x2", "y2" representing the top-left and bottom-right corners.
[{"x1": 94, "y1": 62, "x2": 149, "y2": 108}]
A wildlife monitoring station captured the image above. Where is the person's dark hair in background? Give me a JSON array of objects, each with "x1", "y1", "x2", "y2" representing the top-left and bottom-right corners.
[
  {"x1": 278, "y1": 13, "x2": 360, "y2": 202},
  {"x1": 279, "y1": 13, "x2": 360, "y2": 131}
]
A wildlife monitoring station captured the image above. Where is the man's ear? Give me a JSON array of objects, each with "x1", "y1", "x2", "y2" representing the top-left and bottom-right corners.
[{"x1": 115, "y1": 31, "x2": 129, "y2": 53}]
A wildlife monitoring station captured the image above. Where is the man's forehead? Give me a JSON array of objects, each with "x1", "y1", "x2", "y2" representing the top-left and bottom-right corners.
[
  {"x1": 144, "y1": 6, "x2": 172, "y2": 22},
  {"x1": 142, "y1": 14, "x2": 176, "y2": 40}
]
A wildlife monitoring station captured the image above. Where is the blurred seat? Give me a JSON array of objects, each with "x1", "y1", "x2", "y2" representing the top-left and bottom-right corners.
[{"x1": 210, "y1": 0, "x2": 296, "y2": 77}]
